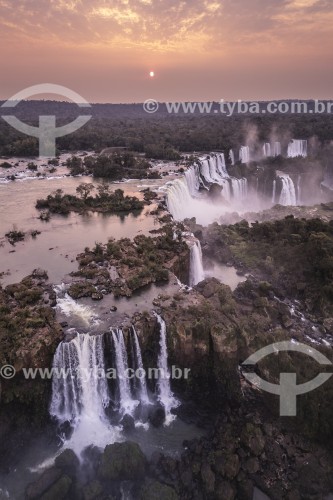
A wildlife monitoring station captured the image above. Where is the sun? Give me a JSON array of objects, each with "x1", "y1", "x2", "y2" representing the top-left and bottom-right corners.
[{"x1": 149, "y1": 71, "x2": 155, "y2": 78}]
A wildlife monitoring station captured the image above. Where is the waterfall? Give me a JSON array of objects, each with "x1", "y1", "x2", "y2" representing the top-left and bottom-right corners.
[
  {"x1": 297, "y1": 175, "x2": 302, "y2": 204},
  {"x1": 287, "y1": 139, "x2": 307, "y2": 158},
  {"x1": 189, "y1": 239, "x2": 205, "y2": 286},
  {"x1": 273, "y1": 142, "x2": 281, "y2": 157},
  {"x1": 166, "y1": 153, "x2": 248, "y2": 223},
  {"x1": 229, "y1": 149, "x2": 235, "y2": 165},
  {"x1": 131, "y1": 327, "x2": 150, "y2": 405},
  {"x1": 278, "y1": 174, "x2": 297, "y2": 206},
  {"x1": 239, "y1": 146, "x2": 250, "y2": 164},
  {"x1": 112, "y1": 329, "x2": 139, "y2": 416},
  {"x1": 272, "y1": 180, "x2": 276, "y2": 204},
  {"x1": 166, "y1": 178, "x2": 193, "y2": 221},
  {"x1": 155, "y1": 314, "x2": 179, "y2": 424},
  {"x1": 50, "y1": 333, "x2": 119, "y2": 454},
  {"x1": 50, "y1": 333, "x2": 109, "y2": 423},
  {"x1": 263, "y1": 143, "x2": 272, "y2": 157},
  {"x1": 184, "y1": 165, "x2": 200, "y2": 196},
  {"x1": 231, "y1": 178, "x2": 247, "y2": 199}
]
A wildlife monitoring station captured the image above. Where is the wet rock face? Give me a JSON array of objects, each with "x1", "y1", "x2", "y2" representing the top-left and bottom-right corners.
[
  {"x1": 151, "y1": 404, "x2": 333, "y2": 500},
  {"x1": 98, "y1": 441, "x2": 147, "y2": 482}
]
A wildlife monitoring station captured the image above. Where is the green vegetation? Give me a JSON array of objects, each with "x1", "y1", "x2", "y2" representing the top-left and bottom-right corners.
[
  {"x1": 35, "y1": 184, "x2": 144, "y2": 215},
  {"x1": 205, "y1": 216, "x2": 333, "y2": 317}
]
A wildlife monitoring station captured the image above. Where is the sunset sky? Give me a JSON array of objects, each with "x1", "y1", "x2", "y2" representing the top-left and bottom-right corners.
[{"x1": 1, "y1": 0, "x2": 332, "y2": 103}]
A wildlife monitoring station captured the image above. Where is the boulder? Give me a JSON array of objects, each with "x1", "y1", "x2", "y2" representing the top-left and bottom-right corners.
[
  {"x1": 98, "y1": 441, "x2": 146, "y2": 481},
  {"x1": 26, "y1": 467, "x2": 62, "y2": 499},
  {"x1": 39, "y1": 475, "x2": 72, "y2": 500},
  {"x1": 149, "y1": 404, "x2": 166, "y2": 427},
  {"x1": 140, "y1": 479, "x2": 179, "y2": 500}
]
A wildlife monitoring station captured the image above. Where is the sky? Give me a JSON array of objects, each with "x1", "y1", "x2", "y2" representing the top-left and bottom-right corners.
[{"x1": 0, "y1": 0, "x2": 332, "y2": 103}]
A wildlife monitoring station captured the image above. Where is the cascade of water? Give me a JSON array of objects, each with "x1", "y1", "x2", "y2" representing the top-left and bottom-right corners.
[
  {"x1": 200, "y1": 158, "x2": 216, "y2": 183},
  {"x1": 272, "y1": 179, "x2": 276, "y2": 204},
  {"x1": 239, "y1": 146, "x2": 250, "y2": 164},
  {"x1": 287, "y1": 139, "x2": 307, "y2": 158},
  {"x1": 131, "y1": 327, "x2": 150, "y2": 405},
  {"x1": 231, "y1": 178, "x2": 248, "y2": 200},
  {"x1": 297, "y1": 175, "x2": 302, "y2": 205},
  {"x1": 220, "y1": 179, "x2": 231, "y2": 202},
  {"x1": 189, "y1": 239, "x2": 205, "y2": 286},
  {"x1": 49, "y1": 333, "x2": 120, "y2": 455},
  {"x1": 166, "y1": 178, "x2": 193, "y2": 221},
  {"x1": 229, "y1": 149, "x2": 235, "y2": 165},
  {"x1": 215, "y1": 153, "x2": 229, "y2": 178},
  {"x1": 50, "y1": 332, "x2": 109, "y2": 423},
  {"x1": 278, "y1": 174, "x2": 297, "y2": 206},
  {"x1": 273, "y1": 142, "x2": 281, "y2": 156},
  {"x1": 155, "y1": 314, "x2": 179, "y2": 424},
  {"x1": 263, "y1": 143, "x2": 272, "y2": 157},
  {"x1": 184, "y1": 165, "x2": 200, "y2": 196},
  {"x1": 111, "y1": 329, "x2": 139, "y2": 416}
]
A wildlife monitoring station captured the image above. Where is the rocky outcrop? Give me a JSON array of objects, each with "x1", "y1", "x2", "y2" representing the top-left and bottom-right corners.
[
  {"x1": 68, "y1": 224, "x2": 190, "y2": 299},
  {"x1": 0, "y1": 270, "x2": 63, "y2": 471}
]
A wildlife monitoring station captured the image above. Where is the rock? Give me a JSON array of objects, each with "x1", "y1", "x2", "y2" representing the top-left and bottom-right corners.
[
  {"x1": 54, "y1": 449, "x2": 79, "y2": 476},
  {"x1": 281, "y1": 314, "x2": 293, "y2": 328},
  {"x1": 149, "y1": 404, "x2": 166, "y2": 427},
  {"x1": 98, "y1": 441, "x2": 146, "y2": 481},
  {"x1": 120, "y1": 414, "x2": 135, "y2": 431},
  {"x1": 200, "y1": 463, "x2": 215, "y2": 493},
  {"x1": 32, "y1": 268, "x2": 48, "y2": 280},
  {"x1": 237, "y1": 479, "x2": 254, "y2": 500},
  {"x1": 241, "y1": 424, "x2": 265, "y2": 456},
  {"x1": 323, "y1": 317, "x2": 333, "y2": 333},
  {"x1": 26, "y1": 467, "x2": 62, "y2": 499},
  {"x1": 215, "y1": 480, "x2": 235, "y2": 500},
  {"x1": 91, "y1": 292, "x2": 103, "y2": 301},
  {"x1": 110, "y1": 305, "x2": 117, "y2": 312},
  {"x1": 224, "y1": 454, "x2": 240, "y2": 479},
  {"x1": 39, "y1": 475, "x2": 72, "y2": 500},
  {"x1": 82, "y1": 480, "x2": 104, "y2": 500},
  {"x1": 244, "y1": 457, "x2": 259, "y2": 474},
  {"x1": 140, "y1": 479, "x2": 179, "y2": 500},
  {"x1": 60, "y1": 321, "x2": 68, "y2": 328}
]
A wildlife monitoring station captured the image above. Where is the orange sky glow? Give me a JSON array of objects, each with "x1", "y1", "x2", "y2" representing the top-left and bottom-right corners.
[{"x1": 1, "y1": 0, "x2": 332, "y2": 102}]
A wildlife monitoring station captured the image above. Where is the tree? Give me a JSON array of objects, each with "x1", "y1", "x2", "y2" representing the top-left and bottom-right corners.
[
  {"x1": 76, "y1": 183, "x2": 95, "y2": 200},
  {"x1": 97, "y1": 183, "x2": 110, "y2": 200}
]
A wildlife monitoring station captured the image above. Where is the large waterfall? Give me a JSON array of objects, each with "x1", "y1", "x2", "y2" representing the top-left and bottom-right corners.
[
  {"x1": 50, "y1": 332, "x2": 119, "y2": 454},
  {"x1": 112, "y1": 329, "x2": 139, "y2": 416},
  {"x1": 239, "y1": 146, "x2": 250, "y2": 164},
  {"x1": 155, "y1": 314, "x2": 179, "y2": 424},
  {"x1": 49, "y1": 324, "x2": 155, "y2": 454},
  {"x1": 278, "y1": 174, "x2": 297, "y2": 206},
  {"x1": 287, "y1": 139, "x2": 307, "y2": 158},
  {"x1": 166, "y1": 153, "x2": 248, "y2": 223},
  {"x1": 189, "y1": 239, "x2": 205, "y2": 286}
]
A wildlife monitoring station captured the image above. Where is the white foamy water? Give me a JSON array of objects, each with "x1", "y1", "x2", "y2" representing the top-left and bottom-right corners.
[{"x1": 54, "y1": 284, "x2": 99, "y2": 326}]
